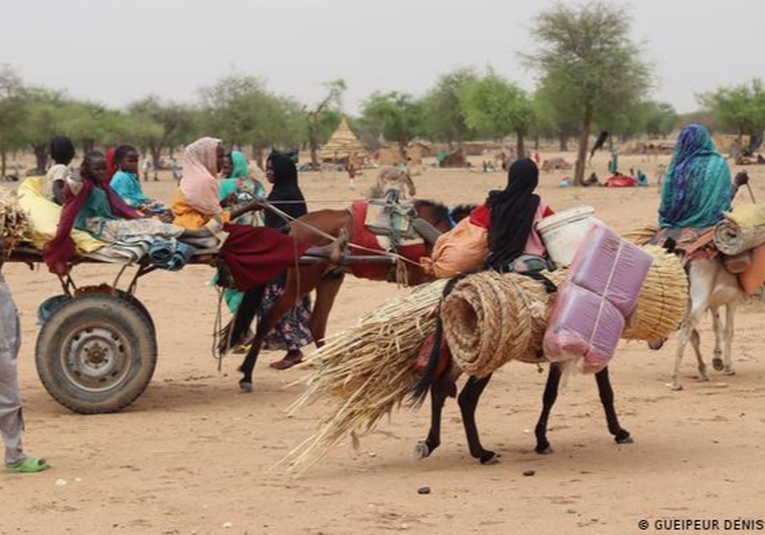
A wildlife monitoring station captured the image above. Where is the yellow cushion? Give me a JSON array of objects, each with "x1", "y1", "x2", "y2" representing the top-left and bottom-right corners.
[{"x1": 16, "y1": 177, "x2": 105, "y2": 253}]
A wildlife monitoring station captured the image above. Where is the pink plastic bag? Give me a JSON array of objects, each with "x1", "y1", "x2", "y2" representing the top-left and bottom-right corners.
[
  {"x1": 543, "y1": 283, "x2": 625, "y2": 373},
  {"x1": 569, "y1": 224, "x2": 653, "y2": 316}
]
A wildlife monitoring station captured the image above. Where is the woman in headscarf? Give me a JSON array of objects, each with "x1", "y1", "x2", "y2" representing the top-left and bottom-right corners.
[
  {"x1": 219, "y1": 151, "x2": 267, "y2": 226},
  {"x1": 659, "y1": 124, "x2": 732, "y2": 229},
  {"x1": 469, "y1": 158, "x2": 554, "y2": 273},
  {"x1": 256, "y1": 150, "x2": 314, "y2": 369}
]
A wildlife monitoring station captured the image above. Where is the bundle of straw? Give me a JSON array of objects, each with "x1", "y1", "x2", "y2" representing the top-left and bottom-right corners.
[
  {"x1": 622, "y1": 223, "x2": 660, "y2": 247},
  {"x1": 282, "y1": 279, "x2": 447, "y2": 475},
  {"x1": 0, "y1": 188, "x2": 29, "y2": 253},
  {"x1": 441, "y1": 272, "x2": 553, "y2": 377},
  {"x1": 621, "y1": 245, "x2": 688, "y2": 340}
]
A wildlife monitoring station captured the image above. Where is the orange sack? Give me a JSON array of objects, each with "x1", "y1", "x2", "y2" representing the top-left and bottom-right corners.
[
  {"x1": 420, "y1": 218, "x2": 488, "y2": 278},
  {"x1": 738, "y1": 244, "x2": 765, "y2": 296}
]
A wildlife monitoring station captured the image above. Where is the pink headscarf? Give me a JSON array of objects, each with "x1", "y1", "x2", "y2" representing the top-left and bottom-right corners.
[{"x1": 180, "y1": 137, "x2": 223, "y2": 215}]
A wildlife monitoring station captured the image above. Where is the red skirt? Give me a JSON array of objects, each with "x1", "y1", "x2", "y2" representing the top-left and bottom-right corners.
[{"x1": 219, "y1": 224, "x2": 311, "y2": 291}]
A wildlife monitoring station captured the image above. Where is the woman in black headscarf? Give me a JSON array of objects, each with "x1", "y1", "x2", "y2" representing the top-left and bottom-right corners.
[
  {"x1": 264, "y1": 150, "x2": 306, "y2": 229},
  {"x1": 471, "y1": 158, "x2": 553, "y2": 273},
  {"x1": 260, "y1": 150, "x2": 314, "y2": 369}
]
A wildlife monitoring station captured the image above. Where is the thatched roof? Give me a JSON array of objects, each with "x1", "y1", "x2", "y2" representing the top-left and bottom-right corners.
[{"x1": 319, "y1": 118, "x2": 368, "y2": 161}]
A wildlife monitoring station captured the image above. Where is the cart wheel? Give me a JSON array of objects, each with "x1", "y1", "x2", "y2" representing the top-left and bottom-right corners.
[
  {"x1": 114, "y1": 290, "x2": 155, "y2": 335},
  {"x1": 36, "y1": 294, "x2": 157, "y2": 414}
]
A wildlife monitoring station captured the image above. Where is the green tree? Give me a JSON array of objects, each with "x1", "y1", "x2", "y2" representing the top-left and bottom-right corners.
[
  {"x1": 360, "y1": 91, "x2": 425, "y2": 156},
  {"x1": 0, "y1": 65, "x2": 27, "y2": 178},
  {"x1": 524, "y1": 2, "x2": 652, "y2": 185},
  {"x1": 129, "y1": 96, "x2": 200, "y2": 164},
  {"x1": 305, "y1": 79, "x2": 345, "y2": 166},
  {"x1": 200, "y1": 73, "x2": 300, "y2": 167},
  {"x1": 459, "y1": 71, "x2": 534, "y2": 157},
  {"x1": 698, "y1": 79, "x2": 765, "y2": 144},
  {"x1": 19, "y1": 87, "x2": 71, "y2": 172},
  {"x1": 422, "y1": 67, "x2": 478, "y2": 146}
]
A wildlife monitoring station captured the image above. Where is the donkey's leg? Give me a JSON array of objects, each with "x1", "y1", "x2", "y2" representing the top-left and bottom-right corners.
[
  {"x1": 238, "y1": 269, "x2": 321, "y2": 390},
  {"x1": 415, "y1": 379, "x2": 450, "y2": 459},
  {"x1": 711, "y1": 306, "x2": 725, "y2": 372},
  {"x1": 458, "y1": 374, "x2": 497, "y2": 464},
  {"x1": 689, "y1": 327, "x2": 708, "y2": 382},
  {"x1": 535, "y1": 364, "x2": 562, "y2": 454},
  {"x1": 237, "y1": 292, "x2": 293, "y2": 392},
  {"x1": 671, "y1": 320, "x2": 694, "y2": 391},
  {"x1": 595, "y1": 366, "x2": 632, "y2": 444},
  {"x1": 722, "y1": 303, "x2": 737, "y2": 376},
  {"x1": 309, "y1": 271, "x2": 345, "y2": 349}
]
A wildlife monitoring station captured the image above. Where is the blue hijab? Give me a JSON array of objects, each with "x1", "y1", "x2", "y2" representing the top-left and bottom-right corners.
[{"x1": 659, "y1": 124, "x2": 732, "y2": 229}]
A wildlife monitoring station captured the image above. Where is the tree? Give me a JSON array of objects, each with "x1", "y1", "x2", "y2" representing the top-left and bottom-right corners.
[
  {"x1": 459, "y1": 71, "x2": 534, "y2": 157},
  {"x1": 0, "y1": 65, "x2": 27, "y2": 178},
  {"x1": 698, "y1": 79, "x2": 765, "y2": 145},
  {"x1": 305, "y1": 79, "x2": 346, "y2": 166},
  {"x1": 200, "y1": 73, "x2": 300, "y2": 167},
  {"x1": 360, "y1": 91, "x2": 425, "y2": 156},
  {"x1": 19, "y1": 87, "x2": 70, "y2": 172},
  {"x1": 524, "y1": 2, "x2": 652, "y2": 185},
  {"x1": 422, "y1": 67, "x2": 478, "y2": 146},
  {"x1": 128, "y1": 96, "x2": 199, "y2": 163}
]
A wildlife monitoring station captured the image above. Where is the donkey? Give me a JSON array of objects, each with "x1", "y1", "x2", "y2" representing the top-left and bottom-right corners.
[
  {"x1": 654, "y1": 170, "x2": 750, "y2": 390},
  {"x1": 232, "y1": 199, "x2": 455, "y2": 391},
  {"x1": 410, "y1": 283, "x2": 632, "y2": 465},
  {"x1": 666, "y1": 257, "x2": 743, "y2": 390},
  {"x1": 377, "y1": 168, "x2": 416, "y2": 199}
]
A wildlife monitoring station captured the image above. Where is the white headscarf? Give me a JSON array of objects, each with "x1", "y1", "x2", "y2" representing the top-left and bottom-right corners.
[{"x1": 180, "y1": 137, "x2": 223, "y2": 215}]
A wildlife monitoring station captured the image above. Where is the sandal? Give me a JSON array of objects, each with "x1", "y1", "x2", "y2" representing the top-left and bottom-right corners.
[
  {"x1": 269, "y1": 357, "x2": 303, "y2": 370},
  {"x1": 6, "y1": 457, "x2": 49, "y2": 473}
]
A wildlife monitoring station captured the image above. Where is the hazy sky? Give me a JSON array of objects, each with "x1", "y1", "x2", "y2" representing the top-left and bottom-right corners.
[{"x1": 1, "y1": 0, "x2": 762, "y2": 114}]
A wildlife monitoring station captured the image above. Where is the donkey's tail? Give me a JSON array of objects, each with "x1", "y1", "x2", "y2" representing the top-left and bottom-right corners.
[{"x1": 410, "y1": 276, "x2": 463, "y2": 407}]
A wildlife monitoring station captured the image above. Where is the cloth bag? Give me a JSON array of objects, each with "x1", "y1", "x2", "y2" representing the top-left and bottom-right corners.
[{"x1": 421, "y1": 218, "x2": 488, "y2": 278}]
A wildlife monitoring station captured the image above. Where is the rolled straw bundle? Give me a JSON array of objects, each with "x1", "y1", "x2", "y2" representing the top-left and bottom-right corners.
[
  {"x1": 282, "y1": 279, "x2": 447, "y2": 475},
  {"x1": 441, "y1": 272, "x2": 553, "y2": 377},
  {"x1": 0, "y1": 188, "x2": 29, "y2": 253},
  {"x1": 545, "y1": 244, "x2": 688, "y2": 341}
]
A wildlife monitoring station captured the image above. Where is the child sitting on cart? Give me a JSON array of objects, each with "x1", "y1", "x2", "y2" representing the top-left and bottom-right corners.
[{"x1": 42, "y1": 151, "x2": 215, "y2": 275}]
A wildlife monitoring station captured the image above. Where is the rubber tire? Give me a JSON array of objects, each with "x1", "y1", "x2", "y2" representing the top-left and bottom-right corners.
[
  {"x1": 35, "y1": 294, "x2": 157, "y2": 414},
  {"x1": 113, "y1": 290, "x2": 155, "y2": 335}
]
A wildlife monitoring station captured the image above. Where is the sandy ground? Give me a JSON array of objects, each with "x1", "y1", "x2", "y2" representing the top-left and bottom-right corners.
[{"x1": 2, "y1": 152, "x2": 765, "y2": 535}]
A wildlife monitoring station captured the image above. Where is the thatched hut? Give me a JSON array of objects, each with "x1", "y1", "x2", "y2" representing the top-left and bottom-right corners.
[{"x1": 319, "y1": 118, "x2": 368, "y2": 163}]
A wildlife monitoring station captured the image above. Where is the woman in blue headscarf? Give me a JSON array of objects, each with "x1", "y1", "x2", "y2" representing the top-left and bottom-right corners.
[{"x1": 659, "y1": 124, "x2": 732, "y2": 229}]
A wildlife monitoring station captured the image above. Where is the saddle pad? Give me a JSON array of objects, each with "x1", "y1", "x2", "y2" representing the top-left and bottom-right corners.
[
  {"x1": 350, "y1": 201, "x2": 426, "y2": 280},
  {"x1": 364, "y1": 199, "x2": 416, "y2": 239},
  {"x1": 649, "y1": 226, "x2": 717, "y2": 261}
]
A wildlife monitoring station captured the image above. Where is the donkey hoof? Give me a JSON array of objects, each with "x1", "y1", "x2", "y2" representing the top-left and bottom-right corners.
[
  {"x1": 669, "y1": 382, "x2": 683, "y2": 391},
  {"x1": 414, "y1": 441, "x2": 431, "y2": 459},
  {"x1": 712, "y1": 358, "x2": 724, "y2": 372},
  {"x1": 724, "y1": 369, "x2": 736, "y2": 377},
  {"x1": 479, "y1": 451, "x2": 500, "y2": 465},
  {"x1": 615, "y1": 433, "x2": 633, "y2": 445},
  {"x1": 535, "y1": 445, "x2": 554, "y2": 455},
  {"x1": 239, "y1": 380, "x2": 253, "y2": 393}
]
